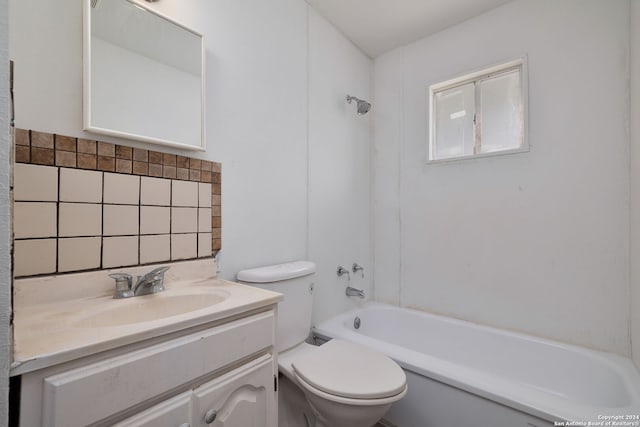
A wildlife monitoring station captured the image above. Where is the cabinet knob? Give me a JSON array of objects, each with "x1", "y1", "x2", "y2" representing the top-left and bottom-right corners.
[{"x1": 204, "y1": 409, "x2": 218, "y2": 424}]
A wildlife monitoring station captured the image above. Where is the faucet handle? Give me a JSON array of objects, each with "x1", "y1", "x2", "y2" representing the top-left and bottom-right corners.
[
  {"x1": 109, "y1": 273, "x2": 132, "y2": 286},
  {"x1": 337, "y1": 266, "x2": 351, "y2": 281},
  {"x1": 352, "y1": 263, "x2": 364, "y2": 277},
  {"x1": 147, "y1": 266, "x2": 170, "y2": 278},
  {"x1": 109, "y1": 273, "x2": 133, "y2": 299}
]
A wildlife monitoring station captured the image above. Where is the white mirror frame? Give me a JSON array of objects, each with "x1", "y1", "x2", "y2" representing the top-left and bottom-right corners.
[{"x1": 82, "y1": 0, "x2": 206, "y2": 151}]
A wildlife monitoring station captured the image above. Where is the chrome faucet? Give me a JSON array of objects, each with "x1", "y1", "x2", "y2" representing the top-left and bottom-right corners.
[
  {"x1": 337, "y1": 266, "x2": 350, "y2": 281},
  {"x1": 346, "y1": 286, "x2": 365, "y2": 298},
  {"x1": 134, "y1": 266, "x2": 170, "y2": 296},
  {"x1": 109, "y1": 266, "x2": 170, "y2": 299}
]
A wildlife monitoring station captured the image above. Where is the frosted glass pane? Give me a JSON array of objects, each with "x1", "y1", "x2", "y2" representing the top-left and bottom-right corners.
[
  {"x1": 479, "y1": 71, "x2": 522, "y2": 154},
  {"x1": 433, "y1": 83, "x2": 475, "y2": 160}
]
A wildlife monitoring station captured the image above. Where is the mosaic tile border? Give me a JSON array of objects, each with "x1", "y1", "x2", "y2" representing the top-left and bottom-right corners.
[{"x1": 13, "y1": 128, "x2": 221, "y2": 254}]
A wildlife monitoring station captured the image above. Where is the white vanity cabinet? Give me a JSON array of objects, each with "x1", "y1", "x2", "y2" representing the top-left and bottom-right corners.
[
  {"x1": 191, "y1": 354, "x2": 275, "y2": 427},
  {"x1": 17, "y1": 309, "x2": 278, "y2": 427},
  {"x1": 115, "y1": 355, "x2": 274, "y2": 427}
]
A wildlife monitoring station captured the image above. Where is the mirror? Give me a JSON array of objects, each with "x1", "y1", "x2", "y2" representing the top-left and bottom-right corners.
[{"x1": 83, "y1": 0, "x2": 205, "y2": 151}]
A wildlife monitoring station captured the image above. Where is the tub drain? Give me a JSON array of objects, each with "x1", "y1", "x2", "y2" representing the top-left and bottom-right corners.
[{"x1": 354, "y1": 316, "x2": 361, "y2": 329}]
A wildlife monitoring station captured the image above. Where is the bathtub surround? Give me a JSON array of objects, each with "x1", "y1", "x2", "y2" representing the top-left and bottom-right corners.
[
  {"x1": 631, "y1": 0, "x2": 640, "y2": 370},
  {"x1": 307, "y1": 8, "x2": 373, "y2": 324},
  {"x1": 371, "y1": 50, "x2": 403, "y2": 307},
  {"x1": 373, "y1": 0, "x2": 631, "y2": 356},
  {"x1": 12, "y1": 129, "x2": 221, "y2": 277}
]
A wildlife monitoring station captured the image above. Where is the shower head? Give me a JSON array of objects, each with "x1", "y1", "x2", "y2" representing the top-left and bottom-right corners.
[{"x1": 346, "y1": 95, "x2": 371, "y2": 115}]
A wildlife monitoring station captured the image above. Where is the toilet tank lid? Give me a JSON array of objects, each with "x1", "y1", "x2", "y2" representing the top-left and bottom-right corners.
[{"x1": 237, "y1": 261, "x2": 316, "y2": 283}]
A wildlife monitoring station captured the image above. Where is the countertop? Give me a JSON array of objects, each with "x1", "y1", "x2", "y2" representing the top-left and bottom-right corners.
[{"x1": 11, "y1": 259, "x2": 282, "y2": 376}]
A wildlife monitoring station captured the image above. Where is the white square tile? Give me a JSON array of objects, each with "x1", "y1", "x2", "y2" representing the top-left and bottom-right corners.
[
  {"x1": 140, "y1": 177, "x2": 171, "y2": 206},
  {"x1": 14, "y1": 202, "x2": 57, "y2": 239},
  {"x1": 171, "y1": 233, "x2": 197, "y2": 260},
  {"x1": 104, "y1": 173, "x2": 140, "y2": 205},
  {"x1": 199, "y1": 183, "x2": 212, "y2": 207},
  {"x1": 14, "y1": 239, "x2": 57, "y2": 276},
  {"x1": 103, "y1": 205, "x2": 139, "y2": 236},
  {"x1": 58, "y1": 237, "x2": 101, "y2": 272},
  {"x1": 59, "y1": 203, "x2": 102, "y2": 237},
  {"x1": 14, "y1": 164, "x2": 58, "y2": 201},
  {"x1": 140, "y1": 206, "x2": 170, "y2": 235},
  {"x1": 171, "y1": 207, "x2": 198, "y2": 233},
  {"x1": 60, "y1": 168, "x2": 103, "y2": 203},
  {"x1": 140, "y1": 235, "x2": 170, "y2": 264},
  {"x1": 198, "y1": 233, "x2": 212, "y2": 257},
  {"x1": 172, "y1": 180, "x2": 198, "y2": 207},
  {"x1": 198, "y1": 208, "x2": 212, "y2": 233},
  {"x1": 103, "y1": 236, "x2": 139, "y2": 268}
]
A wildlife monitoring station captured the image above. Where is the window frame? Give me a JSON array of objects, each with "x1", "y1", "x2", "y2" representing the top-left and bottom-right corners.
[{"x1": 427, "y1": 57, "x2": 529, "y2": 164}]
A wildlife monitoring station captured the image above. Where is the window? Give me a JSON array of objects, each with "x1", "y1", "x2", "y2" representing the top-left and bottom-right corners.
[{"x1": 428, "y1": 58, "x2": 527, "y2": 162}]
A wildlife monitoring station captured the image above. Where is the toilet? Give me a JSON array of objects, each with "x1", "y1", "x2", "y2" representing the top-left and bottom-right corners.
[{"x1": 237, "y1": 261, "x2": 407, "y2": 427}]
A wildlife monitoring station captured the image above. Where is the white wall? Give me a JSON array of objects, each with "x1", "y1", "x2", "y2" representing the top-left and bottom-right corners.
[
  {"x1": 0, "y1": 0, "x2": 10, "y2": 422},
  {"x1": 631, "y1": 0, "x2": 640, "y2": 369},
  {"x1": 372, "y1": 48, "x2": 403, "y2": 306},
  {"x1": 307, "y1": 8, "x2": 372, "y2": 324},
  {"x1": 9, "y1": 0, "x2": 309, "y2": 280},
  {"x1": 373, "y1": 0, "x2": 631, "y2": 355}
]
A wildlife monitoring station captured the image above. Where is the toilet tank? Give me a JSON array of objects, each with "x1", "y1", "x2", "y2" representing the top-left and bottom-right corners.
[{"x1": 237, "y1": 261, "x2": 316, "y2": 353}]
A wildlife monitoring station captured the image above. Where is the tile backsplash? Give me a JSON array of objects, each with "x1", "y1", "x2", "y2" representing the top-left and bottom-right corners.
[{"x1": 13, "y1": 129, "x2": 221, "y2": 278}]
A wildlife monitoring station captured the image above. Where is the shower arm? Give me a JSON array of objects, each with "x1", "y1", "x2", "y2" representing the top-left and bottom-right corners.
[{"x1": 346, "y1": 95, "x2": 359, "y2": 104}]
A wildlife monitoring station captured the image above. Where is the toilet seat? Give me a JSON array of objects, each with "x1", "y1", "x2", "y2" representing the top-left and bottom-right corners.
[
  {"x1": 294, "y1": 372, "x2": 407, "y2": 406},
  {"x1": 291, "y1": 339, "x2": 407, "y2": 401}
]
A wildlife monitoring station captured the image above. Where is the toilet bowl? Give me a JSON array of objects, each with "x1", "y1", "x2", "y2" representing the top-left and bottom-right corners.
[
  {"x1": 237, "y1": 261, "x2": 407, "y2": 427},
  {"x1": 279, "y1": 340, "x2": 407, "y2": 427}
]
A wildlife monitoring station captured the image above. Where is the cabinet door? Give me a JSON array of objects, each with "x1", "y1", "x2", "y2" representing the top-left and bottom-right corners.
[
  {"x1": 192, "y1": 354, "x2": 275, "y2": 427},
  {"x1": 38, "y1": 311, "x2": 274, "y2": 427},
  {"x1": 112, "y1": 391, "x2": 192, "y2": 427}
]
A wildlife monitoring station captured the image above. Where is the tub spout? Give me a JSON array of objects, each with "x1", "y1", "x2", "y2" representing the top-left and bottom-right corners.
[{"x1": 346, "y1": 286, "x2": 365, "y2": 298}]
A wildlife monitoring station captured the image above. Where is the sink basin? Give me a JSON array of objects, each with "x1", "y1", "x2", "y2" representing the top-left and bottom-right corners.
[{"x1": 76, "y1": 292, "x2": 229, "y2": 327}]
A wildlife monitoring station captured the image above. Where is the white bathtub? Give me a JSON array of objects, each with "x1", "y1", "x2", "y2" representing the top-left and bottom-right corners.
[{"x1": 314, "y1": 303, "x2": 640, "y2": 426}]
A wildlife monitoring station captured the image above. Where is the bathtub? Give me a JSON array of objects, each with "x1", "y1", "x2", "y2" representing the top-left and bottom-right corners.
[{"x1": 314, "y1": 303, "x2": 640, "y2": 427}]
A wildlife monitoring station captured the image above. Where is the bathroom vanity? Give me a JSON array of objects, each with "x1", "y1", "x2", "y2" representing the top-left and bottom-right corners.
[{"x1": 10, "y1": 260, "x2": 281, "y2": 427}]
